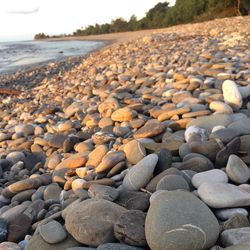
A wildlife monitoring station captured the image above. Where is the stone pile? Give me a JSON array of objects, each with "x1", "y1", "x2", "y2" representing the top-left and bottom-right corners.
[{"x1": 0, "y1": 16, "x2": 249, "y2": 250}]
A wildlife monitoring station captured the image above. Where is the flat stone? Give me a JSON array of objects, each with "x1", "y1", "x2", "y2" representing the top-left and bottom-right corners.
[
  {"x1": 222, "y1": 80, "x2": 242, "y2": 111},
  {"x1": 145, "y1": 190, "x2": 219, "y2": 250},
  {"x1": 133, "y1": 122, "x2": 165, "y2": 139},
  {"x1": 96, "y1": 151, "x2": 125, "y2": 173},
  {"x1": 122, "y1": 154, "x2": 158, "y2": 191},
  {"x1": 210, "y1": 128, "x2": 239, "y2": 144},
  {"x1": 65, "y1": 199, "x2": 127, "y2": 247},
  {"x1": 198, "y1": 182, "x2": 250, "y2": 208},
  {"x1": 221, "y1": 227, "x2": 250, "y2": 247},
  {"x1": 142, "y1": 141, "x2": 183, "y2": 156},
  {"x1": 55, "y1": 153, "x2": 88, "y2": 170},
  {"x1": 6, "y1": 152, "x2": 25, "y2": 164},
  {"x1": 183, "y1": 153, "x2": 214, "y2": 170},
  {"x1": 88, "y1": 184, "x2": 119, "y2": 201},
  {"x1": 174, "y1": 156, "x2": 212, "y2": 172},
  {"x1": 86, "y1": 145, "x2": 108, "y2": 168},
  {"x1": 39, "y1": 220, "x2": 67, "y2": 244},
  {"x1": 186, "y1": 114, "x2": 232, "y2": 132},
  {"x1": 192, "y1": 169, "x2": 228, "y2": 188},
  {"x1": 114, "y1": 210, "x2": 147, "y2": 247},
  {"x1": 226, "y1": 154, "x2": 250, "y2": 184},
  {"x1": 215, "y1": 208, "x2": 248, "y2": 220},
  {"x1": 11, "y1": 189, "x2": 36, "y2": 203}
]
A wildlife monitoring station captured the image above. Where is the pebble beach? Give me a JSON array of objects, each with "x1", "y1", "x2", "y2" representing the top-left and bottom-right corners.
[{"x1": 0, "y1": 16, "x2": 250, "y2": 250}]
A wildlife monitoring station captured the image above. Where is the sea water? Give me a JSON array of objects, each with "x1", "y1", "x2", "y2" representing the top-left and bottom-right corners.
[{"x1": 0, "y1": 40, "x2": 104, "y2": 73}]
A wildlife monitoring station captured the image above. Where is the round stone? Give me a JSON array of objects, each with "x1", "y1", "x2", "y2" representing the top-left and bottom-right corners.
[
  {"x1": 6, "y1": 152, "x2": 25, "y2": 164},
  {"x1": 222, "y1": 80, "x2": 242, "y2": 111},
  {"x1": 15, "y1": 124, "x2": 35, "y2": 136},
  {"x1": 186, "y1": 114, "x2": 232, "y2": 132},
  {"x1": 111, "y1": 108, "x2": 134, "y2": 122},
  {"x1": 65, "y1": 199, "x2": 127, "y2": 247},
  {"x1": 43, "y1": 184, "x2": 62, "y2": 201},
  {"x1": 209, "y1": 101, "x2": 233, "y2": 114},
  {"x1": 226, "y1": 155, "x2": 250, "y2": 184},
  {"x1": 124, "y1": 140, "x2": 146, "y2": 165},
  {"x1": 39, "y1": 220, "x2": 67, "y2": 244},
  {"x1": 156, "y1": 174, "x2": 190, "y2": 191},
  {"x1": 145, "y1": 190, "x2": 219, "y2": 250}
]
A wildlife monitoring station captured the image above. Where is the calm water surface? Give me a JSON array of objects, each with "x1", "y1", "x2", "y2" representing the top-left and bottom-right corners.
[{"x1": 0, "y1": 40, "x2": 104, "y2": 73}]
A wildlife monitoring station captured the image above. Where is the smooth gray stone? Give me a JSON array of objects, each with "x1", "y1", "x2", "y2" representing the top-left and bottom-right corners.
[
  {"x1": 145, "y1": 190, "x2": 219, "y2": 250},
  {"x1": 210, "y1": 128, "x2": 240, "y2": 144},
  {"x1": 228, "y1": 118, "x2": 250, "y2": 135},
  {"x1": 156, "y1": 174, "x2": 190, "y2": 191},
  {"x1": 215, "y1": 208, "x2": 248, "y2": 220},
  {"x1": 226, "y1": 155, "x2": 250, "y2": 184},
  {"x1": 192, "y1": 169, "x2": 228, "y2": 189},
  {"x1": 39, "y1": 220, "x2": 67, "y2": 244},
  {"x1": 198, "y1": 182, "x2": 250, "y2": 208},
  {"x1": 122, "y1": 154, "x2": 158, "y2": 191}
]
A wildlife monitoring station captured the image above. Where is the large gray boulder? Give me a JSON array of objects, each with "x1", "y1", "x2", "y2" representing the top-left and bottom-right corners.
[
  {"x1": 145, "y1": 190, "x2": 219, "y2": 250},
  {"x1": 65, "y1": 199, "x2": 127, "y2": 247}
]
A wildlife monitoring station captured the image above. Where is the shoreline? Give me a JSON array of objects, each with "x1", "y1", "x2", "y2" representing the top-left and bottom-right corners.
[{"x1": 1, "y1": 15, "x2": 249, "y2": 87}]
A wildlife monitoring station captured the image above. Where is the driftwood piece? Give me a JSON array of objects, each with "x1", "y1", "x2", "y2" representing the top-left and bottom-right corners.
[{"x1": 0, "y1": 88, "x2": 21, "y2": 95}]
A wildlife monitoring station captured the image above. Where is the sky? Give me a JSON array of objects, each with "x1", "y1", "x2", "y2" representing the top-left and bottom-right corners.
[{"x1": 0, "y1": 0, "x2": 175, "y2": 41}]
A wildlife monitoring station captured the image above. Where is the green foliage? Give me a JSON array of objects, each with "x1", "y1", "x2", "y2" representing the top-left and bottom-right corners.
[
  {"x1": 34, "y1": 33, "x2": 49, "y2": 40},
  {"x1": 34, "y1": 0, "x2": 250, "y2": 39}
]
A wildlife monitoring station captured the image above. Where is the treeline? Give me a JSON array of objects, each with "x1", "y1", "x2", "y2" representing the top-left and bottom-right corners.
[{"x1": 34, "y1": 0, "x2": 250, "y2": 39}]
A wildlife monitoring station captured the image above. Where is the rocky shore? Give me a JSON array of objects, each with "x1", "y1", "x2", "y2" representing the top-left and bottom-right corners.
[{"x1": 0, "y1": 16, "x2": 250, "y2": 250}]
